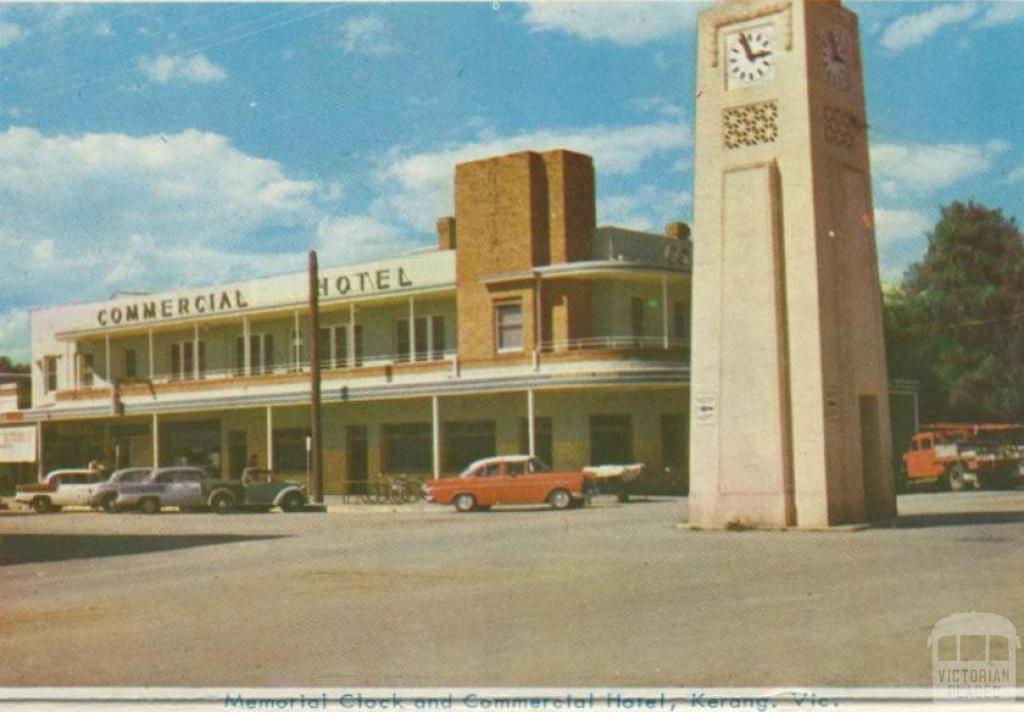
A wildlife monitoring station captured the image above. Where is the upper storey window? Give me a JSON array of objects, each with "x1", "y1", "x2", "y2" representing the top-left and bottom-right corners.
[{"x1": 495, "y1": 303, "x2": 524, "y2": 353}]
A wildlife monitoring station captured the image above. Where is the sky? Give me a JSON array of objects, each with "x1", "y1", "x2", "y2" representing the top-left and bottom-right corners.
[{"x1": 1, "y1": 1, "x2": 1023, "y2": 362}]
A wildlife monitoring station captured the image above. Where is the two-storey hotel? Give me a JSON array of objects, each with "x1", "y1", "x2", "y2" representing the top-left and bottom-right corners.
[{"x1": 2, "y1": 149, "x2": 696, "y2": 494}]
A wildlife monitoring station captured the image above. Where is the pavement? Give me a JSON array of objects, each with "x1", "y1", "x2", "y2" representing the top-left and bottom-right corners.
[{"x1": 2, "y1": 491, "x2": 1024, "y2": 688}]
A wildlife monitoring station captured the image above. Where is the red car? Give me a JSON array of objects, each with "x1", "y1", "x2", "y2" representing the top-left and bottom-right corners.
[{"x1": 423, "y1": 455, "x2": 596, "y2": 512}]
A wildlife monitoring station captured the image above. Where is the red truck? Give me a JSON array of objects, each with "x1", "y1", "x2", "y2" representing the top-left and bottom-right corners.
[{"x1": 901, "y1": 423, "x2": 1024, "y2": 491}]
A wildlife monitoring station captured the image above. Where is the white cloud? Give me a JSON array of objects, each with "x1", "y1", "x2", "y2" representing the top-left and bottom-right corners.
[
  {"x1": 337, "y1": 16, "x2": 400, "y2": 56},
  {"x1": 93, "y1": 21, "x2": 114, "y2": 38},
  {"x1": 874, "y1": 208, "x2": 932, "y2": 248},
  {"x1": 0, "y1": 127, "x2": 328, "y2": 304},
  {"x1": 0, "y1": 308, "x2": 29, "y2": 363},
  {"x1": 628, "y1": 96, "x2": 686, "y2": 120},
  {"x1": 522, "y1": 1, "x2": 707, "y2": 46},
  {"x1": 870, "y1": 141, "x2": 1007, "y2": 195},
  {"x1": 975, "y1": 2, "x2": 1024, "y2": 28},
  {"x1": 874, "y1": 208, "x2": 934, "y2": 284},
  {"x1": 139, "y1": 53, "x2": 227, "y2": 84},
  {"x1": 599, "y1": 185, "x2": 691, "y2": 231},
  {"x1": 1005, "y1": 163, "x2": 1024, "y2": 184},
  {"x1": 374, "y1": 122, "x2": 690, "y2": 230},
  {"x1": 881, "y1": 4, "x2": 978, "y2": 51},
  {"x1": 0, "y1": 21, "x2": 26, "y2": 48},
  {"x1": 315, "y1": 215, "x2": 412, "y2": 267}
]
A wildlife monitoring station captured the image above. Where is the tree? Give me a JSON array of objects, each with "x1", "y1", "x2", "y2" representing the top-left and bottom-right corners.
[
  {"x1": 885, "y1": 201, "x2": 1024, "y2": 422},
  {"x1": 0, "y1": 356, "x2": 28, "y2": 374}
]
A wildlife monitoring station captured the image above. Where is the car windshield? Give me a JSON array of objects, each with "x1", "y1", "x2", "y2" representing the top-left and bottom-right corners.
[{"x1": 110, "y1": 469, "x2": 150, "y2": 482}]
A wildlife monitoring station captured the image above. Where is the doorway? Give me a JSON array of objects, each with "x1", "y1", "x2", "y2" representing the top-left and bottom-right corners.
[
  {"x1": 228, "y1": 430, "x2": 248, "y2": 480},
  {"x1": 346, "y1": 425, "x2": 368, "y2": 495}
]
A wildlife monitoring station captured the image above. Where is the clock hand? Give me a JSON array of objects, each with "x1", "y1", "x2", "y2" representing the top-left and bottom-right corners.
[{"x1": 738, "y1": 32, "x2": 755, "y2": 61}]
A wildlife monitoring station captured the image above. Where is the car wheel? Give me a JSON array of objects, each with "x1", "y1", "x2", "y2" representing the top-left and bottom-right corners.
[
  {"x1": 281, "y1": 491, "x2": 306, "y2": 512},
  {"x1": 32, "y1": 497, "x2": 52, "y2": 514},
  {"x1": 549, "y1": 488, "x2": 572, "y2": 510},
  {"x1": 139, "y1": 497, "x2": 161, "y2": 514},
  {"x1": 101, "y1": 494, "x2": 119, "y2": 513},
  {"x1": 210, "y1": 491, "x2": 235, "y2": 515},
  {"x1": 454, "y1": 493, "x2": 476, "y2": 513}
]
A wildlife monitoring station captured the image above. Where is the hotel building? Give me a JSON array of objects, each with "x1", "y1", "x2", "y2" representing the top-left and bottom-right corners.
[{"x1": 1, "y1": 149, "x2": 696, "y2": 494}]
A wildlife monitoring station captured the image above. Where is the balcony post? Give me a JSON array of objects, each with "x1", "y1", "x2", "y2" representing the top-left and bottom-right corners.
[
  {"x1": 243, "y1": 316, "x2": 251, "y2": 377},
  {"x1": 105, "y1": 333, "x2": 111, "y2": 386},
  {"x1": 36, "y1": 421, "x2": 43, "y2": 480},
  {"x1": 432, "y1": 395, "x2": 440, "y2": 480},
  {"x1": 151, "y1": 412, "x2": 160, "y2": 468},
  {"x1": 293, "y1": 310, "x2": 301, "y2": 371},
  {"x1": 527, "y1": 388, "x2": 536, "y2": 458},
  {"x1": 662, "y1": 275, "x2": 670, "y2": 350},
  {"x1": 409, "y1": 295, "x2": 416, "y2": 363},
  {"x1": 193, "y1": 323, "x2": 200, "y2": 381},
  {"x1": 348, "y1": 303, "x2": 356, "y2": 368},
  {"x1": 266, "y1": 405, "x2": 274, "y2": 471},
  {"x1": 147, "y1": 329, "x2": 154, "y2": 379}
]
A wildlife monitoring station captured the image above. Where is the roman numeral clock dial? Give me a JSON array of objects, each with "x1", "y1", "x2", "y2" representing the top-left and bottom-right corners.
[{"x1": 726, "y1": 26, "x2": 775, "y2": 87}]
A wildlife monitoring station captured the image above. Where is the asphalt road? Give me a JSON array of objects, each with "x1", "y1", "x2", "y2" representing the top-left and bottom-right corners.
[{"x1": 3, "y1": 492, "x2": 1024, "y2": 688}]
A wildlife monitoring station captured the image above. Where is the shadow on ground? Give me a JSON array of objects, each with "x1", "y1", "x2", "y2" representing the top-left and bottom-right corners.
[
  {"x1": 0, "y1": 534, "x2": 286, "y2": 566},
  {"x1": 894, "y1": 511, "x2": 1024, "y2": 529}
]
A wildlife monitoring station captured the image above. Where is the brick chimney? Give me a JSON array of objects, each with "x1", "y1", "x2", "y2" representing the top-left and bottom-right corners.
[{"x1": 437, "y1": 216, "x2": 457, "y2": 250}]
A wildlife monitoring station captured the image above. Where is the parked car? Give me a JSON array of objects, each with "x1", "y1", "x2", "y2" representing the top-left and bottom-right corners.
[
  {"x1": 14, "y1": 469, "x2": 105, "y2": 513},
  {"x1": 113, "y1": 467, "x2": 241, "y2": 514},
  {"x1": 89, "y1": 467, "x2": 153, "y2": 512},
  {"x1": 237, "y1": 480, "x2": 307, "y2": 512},
  {"x1": 423, "y1": 455, "x2": 597, "y2": 512}
]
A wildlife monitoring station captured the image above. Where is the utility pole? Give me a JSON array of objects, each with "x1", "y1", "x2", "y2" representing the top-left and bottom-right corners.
[{"x1": 308, "y1": 250, "x2": 324, "y2": 504}]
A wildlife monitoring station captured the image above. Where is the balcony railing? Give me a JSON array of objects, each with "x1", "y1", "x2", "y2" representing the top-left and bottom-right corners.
[
  {"x1": 140, "y1": 349, "x2": 459, "y2": 386},
  {"x1": 539, "y1": 336, "x2": 690, "y2": 353},
  {"x1": 77, "y1": 337, "x2": 690, "y2": 392}
]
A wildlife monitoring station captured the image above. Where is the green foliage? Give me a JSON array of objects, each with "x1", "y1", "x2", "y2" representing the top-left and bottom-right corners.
[
  {"x1": 885, "y1": 201, "x2": 1024, "y2": 421},
  {"x1": 0, "y1": 356, "x2": 28, "y2": 374}
]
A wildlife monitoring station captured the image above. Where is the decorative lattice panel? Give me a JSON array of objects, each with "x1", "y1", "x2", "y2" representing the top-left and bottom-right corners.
[
  {"x1": 723, "y1": 101, "x2": 779, "y2": 149},
  {"x1": 824, "y1": 105, "x2": 860, "y2": 149}
]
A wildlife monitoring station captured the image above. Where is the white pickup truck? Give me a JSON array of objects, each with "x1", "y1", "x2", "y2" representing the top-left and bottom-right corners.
[{"x1": 15, "y1": 469, "x2": 105, "y2": 513}]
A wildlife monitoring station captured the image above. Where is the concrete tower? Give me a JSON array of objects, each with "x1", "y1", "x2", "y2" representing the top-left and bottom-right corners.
[{"x1": 688, "y1": 0, "x2": 896, "y2": 528}]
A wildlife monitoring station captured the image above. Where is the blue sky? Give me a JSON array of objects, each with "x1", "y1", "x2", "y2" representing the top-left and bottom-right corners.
[{"x1": 1, "y1": 1, "x2": 1023, "y2": 361}]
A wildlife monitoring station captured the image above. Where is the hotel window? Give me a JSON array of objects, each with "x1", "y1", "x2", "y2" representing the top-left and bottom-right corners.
[
  {"x1": 444, "y1": 420, "x2": 496, "y2": 474},
  {"x1": 381, "y1": 423, "x2": 432, "y2": 474},
  {"x1": 518, "y1": 417, "x2": 553, "y2": 467},
  {"x1": 272, "y1": 428, "x2": 310, "y2": 472},
  {"x1": 80, "y1": 353, "x2": 94, "y2": 388},
  {"x1": 170, "y1": 341, "x2": 206, "y2": 381},
  {"x1": 495, "y1": 303, "x2": 524, "y2": 352},
  {"x1": 43, "y1": 355, "x2": 59, "y2": 393},
  {"x1": 397, "y1": 316, "x2": 446, "y2": 362},
  {"x1": 234, "y1": 334, "x2": 274, "y2": 375},
  {"x1": 631, "y1": 297, "x2": 646, "y2": 338},
  {"x1": 673, "y1": 301, "x2": 689, "y2": 343},
  {"x1": 123, "y1": 349, "x2": 138, "y2": 379},
  {"x1": 589, "y1": 414, "x2": 633, "y2": 465}
]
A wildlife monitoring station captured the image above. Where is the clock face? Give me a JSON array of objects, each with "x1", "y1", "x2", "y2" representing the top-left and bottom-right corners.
[
  {"x1": 821, "y1": 28, "x2": 852, "y2": 88},
  {"x1": 726, "y1": 26, "x2": 775, "y2": 86}
]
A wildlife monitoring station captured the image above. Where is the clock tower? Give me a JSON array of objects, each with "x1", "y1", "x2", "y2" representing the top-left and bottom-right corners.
[{"x1": 688, "y1": 0, "x2": 896, "y2": 528}]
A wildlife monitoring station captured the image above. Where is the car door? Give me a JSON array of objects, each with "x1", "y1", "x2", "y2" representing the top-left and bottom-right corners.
[
  {"x1": 472, "y1": 462, "x2": 503, "y2": 506},
  {"x1": 171, "y1": 471, "x2": 205, "y2": 507},
  {"x1": 501, "y1": 460, "x2": 532, "y2": 503},
  {"x1": 57, "y1": 474, "x2": 91, "y2": 506}
]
